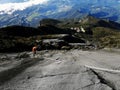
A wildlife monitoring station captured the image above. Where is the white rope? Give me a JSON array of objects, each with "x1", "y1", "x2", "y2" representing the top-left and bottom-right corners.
[{"x1": 85, "y1": 65, "x2": 120, "y2": 73}]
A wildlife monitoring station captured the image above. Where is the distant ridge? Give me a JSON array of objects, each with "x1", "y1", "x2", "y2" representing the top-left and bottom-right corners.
[{"x1": 0, "y1": 0, "x2": 120, "y2": 27}]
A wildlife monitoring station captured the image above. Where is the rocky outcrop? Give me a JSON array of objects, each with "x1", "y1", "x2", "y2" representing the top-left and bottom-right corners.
[{"x1": 1, "y1": 50, "x2": 120, "y2": 90}]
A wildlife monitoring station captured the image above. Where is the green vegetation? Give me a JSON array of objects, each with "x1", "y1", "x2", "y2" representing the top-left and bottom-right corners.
[
  {"x1": 27, "y1": 13, "x2": 39, "y2": 22},
  {"x1": 92, "y1": 27, "x2": 120, "y2": 48},
  {"x1": 0, "y1": 16, "x2": 120, "y2": 52},
  {"x1": 0, "y1": 25, "x2": 73, "y2": 52},
  {"x1": 40, "y1": 18, "x2": 61, "y2": 26},
  {"x1": 0, "y1": 16, "x2": 5, "y2": 20}
]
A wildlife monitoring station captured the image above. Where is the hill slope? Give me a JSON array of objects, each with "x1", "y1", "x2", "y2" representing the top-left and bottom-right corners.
[
  {"x1": 0, "y1": 0, "x2": 120, "y2": 27},
  {"x1": 0, "y1": 16, "x2": 120, "y2": 52}
]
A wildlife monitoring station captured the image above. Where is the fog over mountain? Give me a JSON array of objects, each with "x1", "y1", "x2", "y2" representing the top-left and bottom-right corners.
[{"x1": 0, "y1": 0, "x2": 120, "y2": 27}]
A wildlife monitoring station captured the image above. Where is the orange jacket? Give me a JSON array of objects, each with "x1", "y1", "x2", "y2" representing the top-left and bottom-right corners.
[{"x1": 32, "y1": 46, "x2": 37, "y2": 52}]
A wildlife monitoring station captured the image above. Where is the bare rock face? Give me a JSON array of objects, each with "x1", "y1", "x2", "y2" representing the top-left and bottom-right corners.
[
  {"x1": 15, "y1": 52, "x2": 30, "y2": 59},
  {"x1": 0, "y1": 55, "x2": 10, "y2": 63},
  {"x1": 0, "y1": 50, "x2": 120, "y2": 90},
  {"x1": 30, "y1": 67, "x2": 112, "y2": 90},
  {"x1": 0, "y1": 65, "x2": 112, "y2": 90}
]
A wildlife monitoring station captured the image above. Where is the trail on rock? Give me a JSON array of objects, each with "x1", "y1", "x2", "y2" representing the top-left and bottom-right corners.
[{"x1": 0, "y1": 50, "x2": 120, "y2": 90}]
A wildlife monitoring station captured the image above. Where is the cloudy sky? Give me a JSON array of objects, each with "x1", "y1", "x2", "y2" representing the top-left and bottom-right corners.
[{"x1": 0, "y1": 0, "x2": 49, "y2": 14}]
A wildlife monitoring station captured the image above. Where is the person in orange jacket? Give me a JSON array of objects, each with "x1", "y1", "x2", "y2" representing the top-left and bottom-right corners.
[{"x1": 32, "y1": 45, "x2": 38, "y2": 57}]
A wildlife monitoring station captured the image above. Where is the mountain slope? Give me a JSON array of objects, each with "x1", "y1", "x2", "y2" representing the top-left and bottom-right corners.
[
  {"x1": 0, "y1": 16, "x2": 120, "y2": 52},
  {"x1": 0, "y1": 0, "x2": 120, "y2": 27}
]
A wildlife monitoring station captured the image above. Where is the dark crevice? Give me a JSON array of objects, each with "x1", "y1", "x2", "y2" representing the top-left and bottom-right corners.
[
  {"x1": 35, "y1": 72, "x2": 79, "y2": 78},
  {"x1": 76, "y1": 83, "x2": 96, "y2": 90},
  {"x1": 90, "y1": 69, "x2": 116, "y2": 90},
  {"x1": 82, "y1": 83, "x2": 97, "y2": 89}
]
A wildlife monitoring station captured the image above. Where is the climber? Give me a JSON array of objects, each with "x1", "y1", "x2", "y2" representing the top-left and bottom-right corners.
[{"x1": 32, "y1": 45, "x2": 38, "y2": 57}]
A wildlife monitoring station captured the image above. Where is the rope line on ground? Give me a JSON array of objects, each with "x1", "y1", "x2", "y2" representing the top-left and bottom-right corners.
[{"x1": 85, "y1": 65, "x2": 120, "y2": 73}]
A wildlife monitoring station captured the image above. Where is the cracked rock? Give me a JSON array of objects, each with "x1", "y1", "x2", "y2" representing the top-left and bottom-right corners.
[{"x1": 0, "y1": 50, "x2": 119, "y2": 90}]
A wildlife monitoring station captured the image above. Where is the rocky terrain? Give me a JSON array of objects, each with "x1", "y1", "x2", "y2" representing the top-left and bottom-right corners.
[
  {"x1": 0, "y1": 15, "x2": 119, "y2": 90},
  {"x1": 0, "y1": 1, "x2": 120, "y2": 89},
  {"x1": 0, "y1": 49, "x2": 120, "y2": 90},
  {"x1": 0, "y1": 16, "x2": 120, "y2": 52}
]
